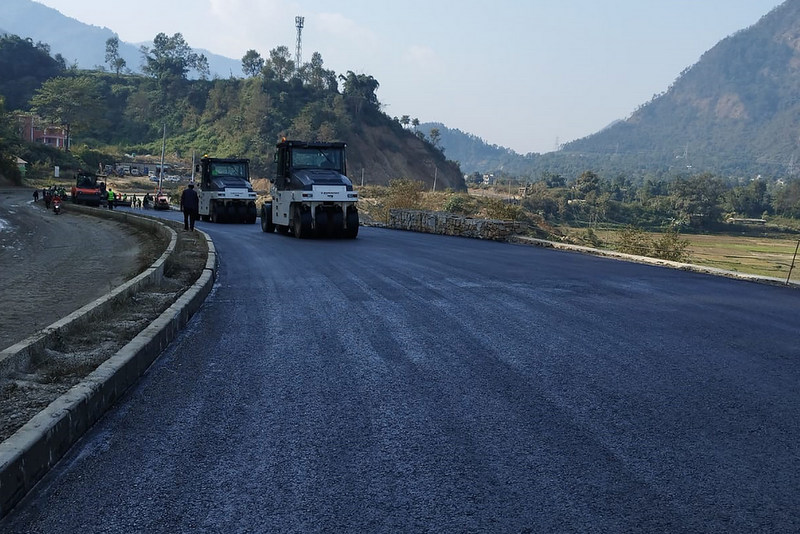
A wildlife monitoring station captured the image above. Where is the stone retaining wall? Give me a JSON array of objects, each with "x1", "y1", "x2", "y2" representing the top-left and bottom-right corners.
[{"x1": 388, "y1": 209, "x2": 519, "y2": 241}]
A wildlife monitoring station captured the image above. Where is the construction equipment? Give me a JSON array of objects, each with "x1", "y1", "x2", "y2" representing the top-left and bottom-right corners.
[
  {"x1": 195, "y1": 156, "x2": 257, "y2": 223},
  {"x1": 71, "y1": 171, "x2": 104, "y2": 206},
  {"x1": 153, "y1": 189, "x2": 170, "y2": 210},
  {"x1": 261, "y1": 140, "x2": 359, "y2": 238}
]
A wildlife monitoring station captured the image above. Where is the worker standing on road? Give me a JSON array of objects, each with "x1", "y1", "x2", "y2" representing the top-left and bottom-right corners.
[
  {"x1": 180, "y1": 182, "x2": 199, "y2": 231},
  {"x1": 107, "y1": 187, "x2": 115, "y2": 210}
]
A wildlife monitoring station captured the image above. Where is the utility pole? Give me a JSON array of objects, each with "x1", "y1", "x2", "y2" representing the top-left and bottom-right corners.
[{"x1": 787, "y1": 240, "x2": 800, "y2": 285}]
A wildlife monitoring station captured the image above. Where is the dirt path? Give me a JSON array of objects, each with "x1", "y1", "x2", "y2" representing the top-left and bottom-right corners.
[{"x1": 0, "y1": 189, "x2": 159, "y2": 350}]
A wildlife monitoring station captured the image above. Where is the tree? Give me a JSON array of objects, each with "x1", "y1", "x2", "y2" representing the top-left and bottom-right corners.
[
  {"x1": 670, "y1": 173, "x2": 727, "y2": 224},
  {"x1": 0, "y1": 34, "x2": 64, "y2": 110},
  {"x1": 303, "y1": 52, "x2": 337, "y2": 91},
  {"x1": 140, "y1": 33, "x2": 206, "y2": 82},
  {"x1": 104, "y1": 36, "x2": 127, "y2": 76},
  {"x1": 429, "y1": 127, "x2": 441, "y2": 148},
  {"x1": 774, "y1": 179, "x2": 800, "y2": 218},
  {"x1": 572, "y1": 170, "x2": 601, "y2": 197},
  {"x1": 400, "y1": 115, "x2": 410, "y2": 129},
  {"x1": 0, "y1": 96, "x2": 22, "y2": 183},
  {"x1": 30, "y1": 76, "x2": 105, "y2": 151},
  {"x1": 727, "y1": 178, "x2": 768, "y2": 217},
  {"x1": 411, "y1": 118, "x2": 420, "y2": 131},
  {"x1": 338, "y1": 71, "x2": 380, "y2": 117},
  {"x1": 263, "y1": 46, "x2": 295, "y2": 82},
  {"x1": 542, "y1": 171, "x2": 566, "y2": 188},
  {"x1": 241, "y1": 49, "x2": 264, "y2": 78}
]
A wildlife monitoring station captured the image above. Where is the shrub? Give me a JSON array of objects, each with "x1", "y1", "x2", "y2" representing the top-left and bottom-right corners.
[
  {"x1": 616, "y1": 225, "x2": 652, "y2": 256},
  {"x1": 616, "y1": 225, "x2": 689, "y2": 261},
  {"x1": 651, "y1": 227, "x2": 689, "y2": 262},
  {"x1": 483, "y1": 198, "x2": 523, "y2": 221},
  {"x1": 386, "y1": 178, "x2": 424, "y2": 210},
  {"x1": 442, "y1": 194, "x2": 472, "y2": 215}
]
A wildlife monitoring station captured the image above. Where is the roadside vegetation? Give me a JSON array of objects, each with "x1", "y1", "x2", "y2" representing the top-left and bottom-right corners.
[{"x1": 357, "y1": 178, "x2": 799, "y2": 281}]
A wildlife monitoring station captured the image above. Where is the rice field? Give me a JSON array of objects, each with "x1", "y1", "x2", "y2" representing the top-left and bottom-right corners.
[
  {"x1": 683, "y1": 234, "x2": 800, "y2": 281},
  {"x1": 592, "y1": 228, "x2": 800, "y2": 282}
]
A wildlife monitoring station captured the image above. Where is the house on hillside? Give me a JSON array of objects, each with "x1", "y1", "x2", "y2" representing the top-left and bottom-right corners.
[{"x1": 15, "y1": 114, "x2": 66, "y2": 149}]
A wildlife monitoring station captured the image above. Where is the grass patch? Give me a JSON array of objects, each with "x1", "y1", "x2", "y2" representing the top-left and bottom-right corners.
[{"x1": 593, "y1": 229, "x2": 800, "y2": 280}]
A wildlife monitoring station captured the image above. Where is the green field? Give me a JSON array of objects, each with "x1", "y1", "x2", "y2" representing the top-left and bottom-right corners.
[
  {"x1": 593, "y1": 229, "x2": 800, "y2": 282},
  {"x1": 683, "y1": 234, "x2": 800, "y2": 281}
]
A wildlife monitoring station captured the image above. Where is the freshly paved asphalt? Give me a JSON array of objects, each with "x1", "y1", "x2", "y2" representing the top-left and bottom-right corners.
[{"x1": 2, "y1": 216, "x2": 799, "y2": 532}]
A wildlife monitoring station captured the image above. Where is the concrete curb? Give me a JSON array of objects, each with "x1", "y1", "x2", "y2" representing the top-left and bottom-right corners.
[
  {"x1": 0, "y1": 208, "x2": 216, "y2": 518},
  {"x1": 510, "y1": 235, "x2": 800, "y2": 288}
]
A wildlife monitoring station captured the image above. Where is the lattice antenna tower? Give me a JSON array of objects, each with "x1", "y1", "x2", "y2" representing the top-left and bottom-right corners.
[{"x1": 295, "y1": 16, "x2": 305, "y2": 67}]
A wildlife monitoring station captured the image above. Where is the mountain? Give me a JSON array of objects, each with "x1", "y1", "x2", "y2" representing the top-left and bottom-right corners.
[
  {"x1": 418, "y1": 122, "x2": 539, "y2": 175},
  {"x1": 562, "y1": 0, "x2": 795, "y2": 177},
  {"x1": 429, "y1": 1, "x2": 799, "y2": 181},
  {"x1": 0, "y1": 0, "x2": 239, "y2": 77}
]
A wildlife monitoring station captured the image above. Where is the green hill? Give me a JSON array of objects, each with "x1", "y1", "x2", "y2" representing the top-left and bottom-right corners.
[
  {"x1": 563, "y1": 0, "x2": 796, "y2": 178},
  {"x1": 0, "y1": 33, "x2": 465, "y2": 190}
]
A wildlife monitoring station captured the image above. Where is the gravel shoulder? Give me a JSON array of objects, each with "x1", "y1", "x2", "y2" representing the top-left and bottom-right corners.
[
  {"x1": 0, "y1": 188, "x2": 207, "y2": 442},
  {"x1": 0, "y1": 189, "x2": 154, "y2": 351}
]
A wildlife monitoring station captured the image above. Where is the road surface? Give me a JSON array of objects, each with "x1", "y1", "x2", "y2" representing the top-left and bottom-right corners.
[
  {"x1": 2, "y1": 217, "x2": 799, "y2": 532},
  {"x1": 0, "y1": 189, "x2": 144, "y2": 352}
]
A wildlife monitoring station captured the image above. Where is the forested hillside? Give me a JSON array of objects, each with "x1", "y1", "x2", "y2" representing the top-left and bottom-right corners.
[
  {"x1": 563, "y1": 0, "x2": 796, "y2": 178},
  {"x1": 418, "y1": 122, "x2": 535, "y2": 175},
  {"x1": 0, "y1": 32, "x2": 464, "y2": 189},
  {"x1": 419, "y1": 1, "x2": 800, "y2": 184}
]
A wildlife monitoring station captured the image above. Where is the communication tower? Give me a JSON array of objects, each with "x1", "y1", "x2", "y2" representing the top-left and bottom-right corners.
[{"x1": 295, "y1": 16, "x2": 305, "y2": 66}]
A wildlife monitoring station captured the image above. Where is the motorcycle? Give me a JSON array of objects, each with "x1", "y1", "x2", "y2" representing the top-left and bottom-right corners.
[{"x1": 52, "y1": 196, "x2": 62, "y2": 215}]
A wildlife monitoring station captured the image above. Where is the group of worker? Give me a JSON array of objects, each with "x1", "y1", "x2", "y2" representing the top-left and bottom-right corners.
[
  {"x1": 103, "y1": 187, "x2": 153, "y2": 210},
  {"x1": 32, "y1": 181, "x2": 199, "y2": 231},
  {"x1": 33, "y1": 186, "x2": 66, "y2": 209}
]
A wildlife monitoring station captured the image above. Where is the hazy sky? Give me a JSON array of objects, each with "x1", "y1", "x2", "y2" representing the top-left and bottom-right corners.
[{"x1": 35, "y1": 0, "x2": 785, "y2": 154}]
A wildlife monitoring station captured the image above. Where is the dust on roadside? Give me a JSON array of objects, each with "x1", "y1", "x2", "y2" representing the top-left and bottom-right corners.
[{"x1": 0, "y1": 220, "x2": 208, "y2": 443}]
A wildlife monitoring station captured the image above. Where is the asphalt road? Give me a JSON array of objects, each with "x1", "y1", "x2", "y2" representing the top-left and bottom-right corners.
[{"x1": 3, "y1": 216, "x2": 799, "y2": 532}]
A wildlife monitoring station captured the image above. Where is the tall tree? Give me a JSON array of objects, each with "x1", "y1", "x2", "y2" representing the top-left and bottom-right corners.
[
  {"x1": 241, "y1": 49, "x2": 264, "y2": 78},
  {"x1": 573, "y1": 170, "x2": 601, "y2": 197},
  {"x1": 263, "y1": 46, "x2": 295, "y2": 82},
  {"x1": 429, "y1": 127, "x2": 441, "y2": 148},
  {"x1": 302, "y1": 52, "x2": 337, "y2": 91},
  {"x1": 670, "y1": 173, "x2": 728, "y2": 224},
  {"x1": 30, "y1": 76, "x2": 105, "y2": 151},
  {"x1": 338, "y1": 71, "x2": 380, "y2": 117},
  {"x1": 140, "y1": 33, "x2": 206, "y2": 81},
  {"x1": 104, "y1": 36, "x2": 127, "y2": 76}
]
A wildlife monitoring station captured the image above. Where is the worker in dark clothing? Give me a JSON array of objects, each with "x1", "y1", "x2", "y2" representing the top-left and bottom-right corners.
[{"x1": 180, "y1": 182, "x2": 200, "y2": 231}]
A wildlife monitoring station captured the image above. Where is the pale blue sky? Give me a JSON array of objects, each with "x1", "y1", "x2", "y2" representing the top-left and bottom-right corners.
[{"x1": 36, "y1": 0, "x2": 785, "y2": 153}]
